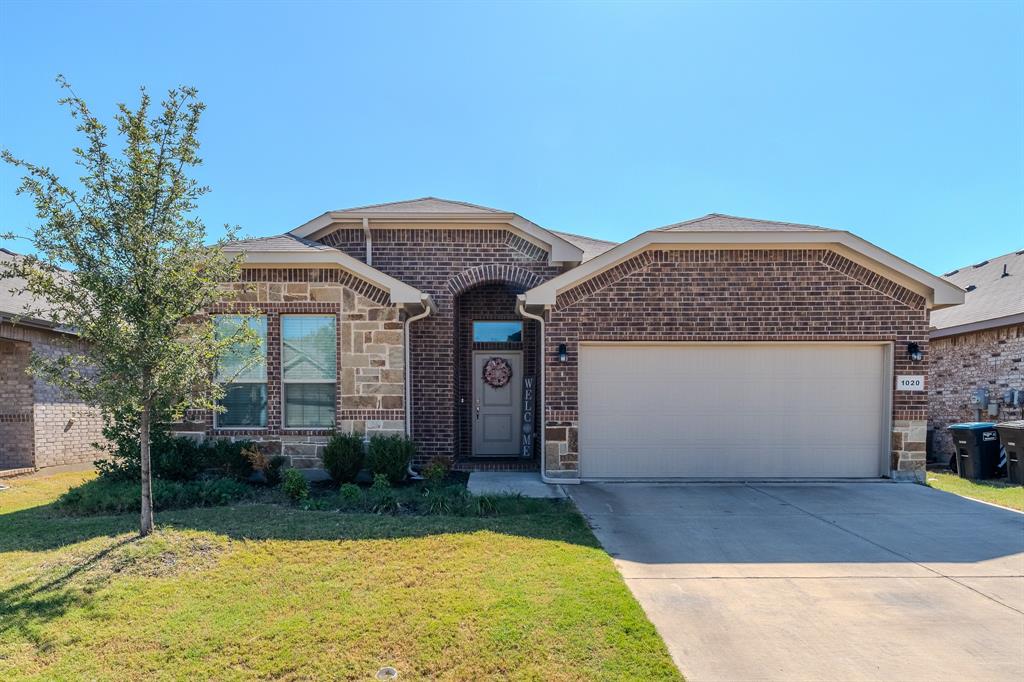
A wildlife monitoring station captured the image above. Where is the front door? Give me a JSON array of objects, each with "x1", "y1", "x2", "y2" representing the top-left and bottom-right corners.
[{"x1": 472, "y1": 351, "x2": 523, "y2": 456}]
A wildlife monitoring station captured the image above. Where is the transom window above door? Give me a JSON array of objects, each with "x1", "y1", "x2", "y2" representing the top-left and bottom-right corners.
[{"x1": 473, "y1": 321, "x2": 523, "y2": 343}]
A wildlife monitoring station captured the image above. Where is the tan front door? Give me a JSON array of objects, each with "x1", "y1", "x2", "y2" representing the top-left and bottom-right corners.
[{"x1": 472, "y1": 351, "x2": 522, "y2": 456}]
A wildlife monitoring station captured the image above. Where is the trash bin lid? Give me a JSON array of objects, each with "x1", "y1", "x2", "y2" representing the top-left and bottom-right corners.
[
  {"x1": 947, "y1": 422, "x2": 997, "y2": 430},
  {"x1": 996, "y1": 420, "x2": 1024, "y2": 430}
]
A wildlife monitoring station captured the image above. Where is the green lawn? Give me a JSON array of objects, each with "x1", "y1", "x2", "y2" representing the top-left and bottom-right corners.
[
  {"x1": 927, "y1": 471, "x2": 1024, "y2": 511},
  {"x1": 0, "y1": 471, "x2": 680, "y2": 681}
]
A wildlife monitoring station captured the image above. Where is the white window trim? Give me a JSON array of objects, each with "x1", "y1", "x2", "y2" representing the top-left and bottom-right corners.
[
  {"x1": 280, "y1": 313, "x2": 338, "y2": 430},
  {"x1": 213, "y1": 314, "x2": 269, "y2": 430}
]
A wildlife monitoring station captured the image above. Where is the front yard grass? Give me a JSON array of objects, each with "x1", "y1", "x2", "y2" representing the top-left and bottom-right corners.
[
  {"x1": 0, "y1": 471, "x2": 680, "y2": 681},
  {"x1": 927, "y1": 471, "x2": 1024, "y2": 511}
]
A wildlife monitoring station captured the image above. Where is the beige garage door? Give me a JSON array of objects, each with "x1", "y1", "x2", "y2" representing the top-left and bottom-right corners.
[{"x1": 579, "y1": 344, "x2": 888, "y2": 479}]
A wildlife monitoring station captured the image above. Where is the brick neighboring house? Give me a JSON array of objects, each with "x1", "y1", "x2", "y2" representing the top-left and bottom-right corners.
[
  {"x1": 928, "y1": 249, "x2": 1024, "y2": 464},
  {"x1": 0, "y1": 249, "x2": 104, "y2": 474},
  {"x1": 186, "y1": 198, "x2": 963, "y2": 481}
]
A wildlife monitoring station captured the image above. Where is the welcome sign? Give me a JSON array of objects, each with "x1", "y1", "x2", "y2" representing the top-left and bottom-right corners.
[{"x1": 521, "y1": 376, "x2": 535, "y2": 458}]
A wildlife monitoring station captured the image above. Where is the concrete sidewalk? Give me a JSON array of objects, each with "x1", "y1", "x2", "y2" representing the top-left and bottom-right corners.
[
  {"x1": 571, "y1": 482, "x2": 1024, "y2": 682},
  {"x1": 466, "y1": 472, "x2": 566, "y2": 498}
]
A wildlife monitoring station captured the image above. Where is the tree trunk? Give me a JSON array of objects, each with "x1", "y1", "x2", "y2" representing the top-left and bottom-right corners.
[{"x1": 140, "y1": 402, "x2": 154, "y2": 536}]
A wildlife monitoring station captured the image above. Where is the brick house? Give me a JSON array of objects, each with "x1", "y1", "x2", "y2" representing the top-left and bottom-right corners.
[
  {"x1": 928, "y1": 249, "x2": 1024, "y2": 464},
  {"x1": 0, "y1": 249, "x2": 104, "y2": 475},
  {"x1": 185, "y1": 198, "x2": 963, "y2": 481}
]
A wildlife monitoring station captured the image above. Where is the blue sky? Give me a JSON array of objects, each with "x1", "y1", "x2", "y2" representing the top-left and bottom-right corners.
[{"x1": 1, "y1": 0, "x2": 1021, "y2": 274}]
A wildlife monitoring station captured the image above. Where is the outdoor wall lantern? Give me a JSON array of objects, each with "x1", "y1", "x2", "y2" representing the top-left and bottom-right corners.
[
  {"x1": 557, "y1": 343, "x2": 568, "y2": 362},
  {"x1": 907, "y1": 342, "x2": 923, "y2": 362}
]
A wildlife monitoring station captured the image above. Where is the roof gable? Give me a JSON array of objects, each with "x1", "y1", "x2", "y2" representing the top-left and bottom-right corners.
[
  {"x1": 333, "y1": 197, "x2": 504, "y2": 214},
  {"x1": 288, "y1": 197, "x2": 585, "y2": 263},
  {"x1": 223, "y1": 235, "x2": 428, "y2": 307},
  {"x1": 524, "y1": 217, "x2": 964, "y2": 310},
  {"x1": 659, "y1": 213, "x2": 833, "y2": 233}
]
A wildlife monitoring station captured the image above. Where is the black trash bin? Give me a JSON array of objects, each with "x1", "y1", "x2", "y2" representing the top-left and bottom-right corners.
[
  {"x1": 947, "y1": 422, "x2": 1001, "y2": 479},
  {"x1": 995, "y1": 421, "x2": 1024, "y2": 485}
]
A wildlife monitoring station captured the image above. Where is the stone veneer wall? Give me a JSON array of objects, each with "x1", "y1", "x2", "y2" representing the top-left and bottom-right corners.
[
  {"x1": 317, "y1": 226, "x2": 565, "y2": 464},
  {"x1": 1, "y1": 322, "x2": 104, "y2": 470},
  {"x1": 196, "y1": 269, "x2": 405, "y2": 468},
  {"x1": 543, "y1": 248, "x2": 931, "y2": 479},
  {"x1": 929, "y1": 323, "x2": 1024, "y2": 461}
]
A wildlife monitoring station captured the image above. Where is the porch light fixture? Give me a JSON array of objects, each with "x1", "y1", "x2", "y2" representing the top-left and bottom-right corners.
[
  {"x1": 907, "y1": 342, "x2": 923, "y2": 362},
  {"x1": 557, "y1": 343, "x2": 568, "y2": 363}
]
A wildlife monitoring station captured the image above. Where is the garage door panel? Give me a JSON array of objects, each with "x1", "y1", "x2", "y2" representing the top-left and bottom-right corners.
[{"x1": 579, "y1": 344, "x2": 885, "y2": 479}]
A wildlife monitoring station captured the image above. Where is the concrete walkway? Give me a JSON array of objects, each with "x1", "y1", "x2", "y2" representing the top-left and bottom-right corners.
[
  {"x1": 466, "y1": 472, "x2": 566, "y2": 498},
  {"x1": 570, "y1": 482, "x2": 1024, "y2": 682}
]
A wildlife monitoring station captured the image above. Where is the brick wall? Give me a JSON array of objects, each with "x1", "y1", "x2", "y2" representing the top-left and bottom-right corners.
[
  {"x1": 1, "y1": 323, "x2": 104, "y2": 469},
  {"x1": 929, "y1": 323, "x2": 1024, "y2": 460},
  {"x1": 544, "y1": 248, "x2": 931, "y2": 477},
  {"x1": 195, "y1": 270, "x2": 404, "y2": 467},
  {"x1": 317, "y1": 226, "x2": 564, "y2": 463},
  {"x1": 454, "y1": 282, "x2": 540, "y2": 460},
  {"x1": 0, "y1": 337, "x2": 34, "y2": 470}
]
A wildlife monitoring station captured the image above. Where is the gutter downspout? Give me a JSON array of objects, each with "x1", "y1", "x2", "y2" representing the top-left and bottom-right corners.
[
  {"x1": 404, "y1": 294, "x2": 433, "y2": 477},
  {"x1": 517, "y1": 295, "x2": 580, "y2": 485},
  {"x1": 362, "y1": 217, "x2": 373, "y2": 266}
]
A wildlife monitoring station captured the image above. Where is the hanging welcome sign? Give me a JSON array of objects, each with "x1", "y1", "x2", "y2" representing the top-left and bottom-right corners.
[{"x1": 521, "y1": 376, "x2": 535, "y2": 458}]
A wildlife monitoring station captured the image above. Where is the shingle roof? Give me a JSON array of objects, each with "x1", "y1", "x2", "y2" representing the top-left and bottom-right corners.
[
  {"x1": 930, "y1": 249, "x2": 1024, "y2": 334},
  {"x1": 658, "y1": 213, "x2": 834, "y2": 232},
  {"x1": 334, "y1": 197, "x2": 504, "y2": 215},
  {"x1": 550, "y1": 230, "x2": 617, "y2": 261},
  {"x1": 223, "y1": 234, "x2": 338, "y2": 253},
  {"x1": 0, "y1": 248, "x2": 59, "y2": 328}
]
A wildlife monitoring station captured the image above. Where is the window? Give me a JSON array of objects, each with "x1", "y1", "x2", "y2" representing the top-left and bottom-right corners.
[
  {"x1": 215, "y1": 315, "x2": 267, "y2": 428},
  {"x1": 282, "y1": 315, "x2": 337, "y2": 428},
  {"x1": 473, "y1": 321, "x2": 523, "y2": 343}
]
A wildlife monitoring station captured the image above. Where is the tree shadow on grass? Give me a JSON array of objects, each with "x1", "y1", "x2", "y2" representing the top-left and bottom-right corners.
[
  {"x1": 0, "y1": 536, "x2": 136, "y2": 649},
  {"x1": 0, "y1": 499, "x2": 597, "y2": 555}
]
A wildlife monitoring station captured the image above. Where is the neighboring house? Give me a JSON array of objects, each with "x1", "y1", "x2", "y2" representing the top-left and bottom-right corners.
[
  {"x1": 0, "y1": 249, "x2": 104, "y2": 474},
  {"x1": 928, "y1": 249, "x2": 1024, "y2": 462},
  {"x1": 182, "y1": 198, "x2": 963, "y2": 481}
]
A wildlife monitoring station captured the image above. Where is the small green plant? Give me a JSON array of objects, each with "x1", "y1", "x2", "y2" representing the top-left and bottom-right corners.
[
  {"x1": 424, "y1": 486, "x2": 464, "y2": 515},
  {"x1": 264, "y1": 455, "x2": 288, "y2": 487},
  {"x1": 368, "y1": 473, "x2": 399, "y2": 513},
  {"x1": 321, "y1": 432, "x2": 365, "y2": 484},
  {"x1": 280, "y1": 469, "x2": 309, "y2": 502},
  {"x1": 366, "y1": 434, "x2": 415, "y2": 485},
  {"x1": 422, "y1": 458, "x2": 448, "y2": 486},
  {"x1": 472, "y1": 494, "x2": 498, "y2": 517},
  {"x1": 338, "y1": 483, "x2": 362, "y2": 503}
]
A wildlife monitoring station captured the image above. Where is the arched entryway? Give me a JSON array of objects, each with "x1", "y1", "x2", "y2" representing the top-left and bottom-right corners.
[{"x1": 451, "y1": 274, "x2": 541, "y2": 465}]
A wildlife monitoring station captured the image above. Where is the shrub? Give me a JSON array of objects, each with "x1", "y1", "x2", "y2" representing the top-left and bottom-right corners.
[
  {"x1": 244, "y1": 448, "x2": 287, "y2": 486},
  {"x1": 321, "y1": 433, "x2": 365, "y2": 484},
  {"x1": 422, "y1": 458, "x2": 448, "y2": 486},
  {"x1": 205, "y1": 439, "x2": 254, "y2": 480},
  {"x1": 93, "y1": 407, "x2": 255, "y2": 483},
  {"x1": 58, "y1": 476, "x2": 252, "y2": 515},
  {"x1": 280, "y1": 469, "x2": 309, "y2": 502},
  {"x1": 264, "y1": 455, "x2": 288, "y2": 487},
  {"x1": 338, "y1": 483, "x2": 362, "y2": 503},
  {"x1": 366, "y1": 434, "x2": 415, "y2": 485},
  {"x1": 368, "y1": 474, "x2": 399, "y2": 513}
]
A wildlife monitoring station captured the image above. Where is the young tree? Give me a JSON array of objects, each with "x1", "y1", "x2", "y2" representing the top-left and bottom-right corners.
[{"x1": 1, "y1": 77, "x2": 256, "y2": 535}]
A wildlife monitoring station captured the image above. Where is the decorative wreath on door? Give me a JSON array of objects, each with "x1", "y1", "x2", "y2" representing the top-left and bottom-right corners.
[{"x1": 482, "y1": 357, "x2": 513, "y2": 389}]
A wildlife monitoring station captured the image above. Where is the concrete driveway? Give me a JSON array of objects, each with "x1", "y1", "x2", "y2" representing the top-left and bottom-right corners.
[{"x1": 570, "y1": 482, "x2": 1024, "y2": 682}]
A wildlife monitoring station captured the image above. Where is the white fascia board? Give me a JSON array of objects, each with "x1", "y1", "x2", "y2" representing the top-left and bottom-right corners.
[
  {"x1": 229, "y1": 248, "x2": 425, "y2": 305},
  {"x1": 289, "y1": 211, "x2": 585, "y2": 264},
  {"x1": 523, "y1": 230, "x2": 966, "y2": 309}
]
